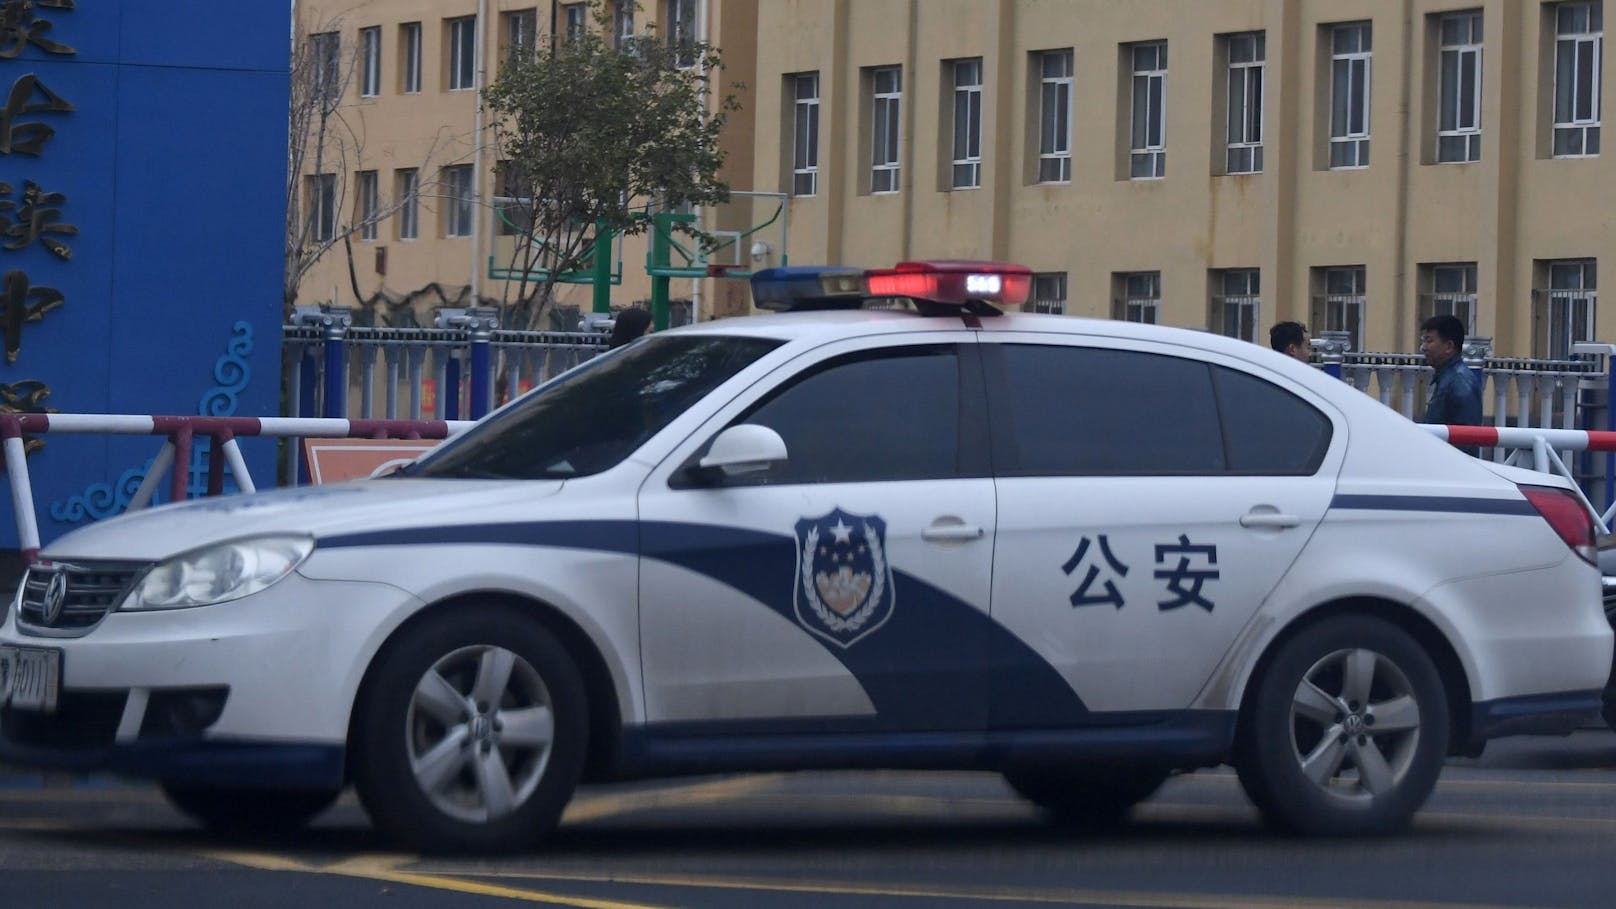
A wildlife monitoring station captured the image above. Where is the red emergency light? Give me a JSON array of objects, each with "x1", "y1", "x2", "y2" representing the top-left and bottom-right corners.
[{"x1": 863, "y1": 260, "x2": 1032, "y2": 308}]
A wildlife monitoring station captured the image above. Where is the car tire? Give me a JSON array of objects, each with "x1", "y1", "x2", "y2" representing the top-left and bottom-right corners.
[
  {"x1": 161, "y1": 783, "x2": 341, "y2": 833},
  {"x1": 1235, "y1": 614, "x2": 1448, "y2": 836},
  {"x1": 1002, "y1": 764, "x2": 1169, "y2": 828},
  {"x1": 352, "y1": 604, "x2": 588, "y2": 854}
]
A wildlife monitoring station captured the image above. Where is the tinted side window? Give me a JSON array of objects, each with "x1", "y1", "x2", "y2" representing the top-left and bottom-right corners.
[
  {"x1": 737, "y1": 345, "x2": 962, "y2": 484},
  {"x1": 990, "y1": 345, "x2": 1225, "y2": 475},
  {"x1": 1212, "y1": 365, "x2": 1332, "y2": 474}
]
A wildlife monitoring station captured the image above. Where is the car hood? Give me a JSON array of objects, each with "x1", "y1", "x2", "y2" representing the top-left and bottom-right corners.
[{"x1": 39, "y1": 479, "x2": 565, "y2": 562}]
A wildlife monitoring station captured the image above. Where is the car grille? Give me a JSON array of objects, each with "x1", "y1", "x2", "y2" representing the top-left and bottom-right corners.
[{"x1": 15, "y1": 561, "x2": 149, "y2": 637}]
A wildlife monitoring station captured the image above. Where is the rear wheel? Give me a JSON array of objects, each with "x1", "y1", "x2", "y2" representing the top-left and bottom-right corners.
[
  {"x1": 162, "y1": 783, "x2": 340, "y2": 833},
  {"x1": 1235, "y1": 615, "x2": 1448, "y2": 836},
  {"x1": 1003, "y1": 765, "x2": 1169, "y2": 828},
  {"x1": 352, "y1": 605, "x2": 588, "y2": 854}
]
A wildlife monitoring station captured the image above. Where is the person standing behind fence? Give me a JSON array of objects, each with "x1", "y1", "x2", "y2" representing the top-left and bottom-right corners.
[
  {"x1": 607, "y1": 307, "x2": 653, "y2": 350},
  {"x1": 1419, "y1": 313, "x2": 1483, "y2": 454},
  {"x1": 1269, "y1": 321, "x2": 1312, "y2": 364}
]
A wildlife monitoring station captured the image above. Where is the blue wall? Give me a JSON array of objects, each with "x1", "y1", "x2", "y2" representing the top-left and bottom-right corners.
[{"x1": 0, "y1": 2, "x2": 288, "y2": 547}]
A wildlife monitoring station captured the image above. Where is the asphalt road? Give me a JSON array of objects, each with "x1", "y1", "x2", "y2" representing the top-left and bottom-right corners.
[{"x1": 1, "y1": 730, "x2": 1612, "y2": 909}]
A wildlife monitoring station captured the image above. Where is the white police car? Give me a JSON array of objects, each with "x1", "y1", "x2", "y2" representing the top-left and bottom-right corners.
[{"x1": 0, "y1": 261, "x2": 1610, "y2": 852}]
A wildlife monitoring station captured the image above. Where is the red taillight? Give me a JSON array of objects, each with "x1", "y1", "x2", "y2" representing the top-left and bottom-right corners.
[
  {"x1": 1519, "y1": 484, "x2": 1598, "y2": 566},
  {"x1": 863, "y1": 260, "x2": 1033, "y2": 307}
]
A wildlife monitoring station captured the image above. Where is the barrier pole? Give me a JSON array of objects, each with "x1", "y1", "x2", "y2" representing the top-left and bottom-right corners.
[
  {"x1": 221, "y1": 436, "x2": 255, "y2": 494},
  {"x1": 206, "y1": 430, "x2": 230, "y2": 497},
  {"x1": 1, "y1": 420, "x2": 39, "y2": 563},
  {"x1": 169, "y1": 426, "x2": 193, "y2": 505},
  {"x1": 469, "y1": 321, "x2": 492, "y2": 420},
  {"x1": 127, "y1": 441, "x2": 175, "y2": 511}
]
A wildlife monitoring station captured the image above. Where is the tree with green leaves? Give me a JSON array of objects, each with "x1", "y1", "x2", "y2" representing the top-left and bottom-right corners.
[{"x1": 481, "y1": 0, "x2": 740, "y2": 330}]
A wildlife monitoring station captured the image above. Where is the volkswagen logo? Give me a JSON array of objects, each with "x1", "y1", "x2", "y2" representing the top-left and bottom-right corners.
[{"x1": 41, "y1": 570, "x2": 68, "y2": 627}]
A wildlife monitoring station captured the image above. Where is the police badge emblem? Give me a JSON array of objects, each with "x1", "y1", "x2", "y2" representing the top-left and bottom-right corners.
[{"x1": 794, "y1": 508, "x2": 895, "y2": 648}]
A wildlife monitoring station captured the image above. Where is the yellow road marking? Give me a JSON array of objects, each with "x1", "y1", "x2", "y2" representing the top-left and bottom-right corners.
[
  {"x1": 562, "y1": 774, "x2": 784, "y2": 824},
  {"x1": 436, "y1": 867, "x2": 1537, "y2": 909}
]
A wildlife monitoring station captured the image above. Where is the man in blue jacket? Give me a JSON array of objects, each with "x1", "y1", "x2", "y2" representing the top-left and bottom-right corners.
[{"x1": 1419, "y1": 313, "x2": 1483, "y2": 453}]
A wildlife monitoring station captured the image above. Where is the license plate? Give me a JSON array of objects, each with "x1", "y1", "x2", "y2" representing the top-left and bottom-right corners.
[{"x1": 0, "y1": 644, "x2": 61, "y2": 713}]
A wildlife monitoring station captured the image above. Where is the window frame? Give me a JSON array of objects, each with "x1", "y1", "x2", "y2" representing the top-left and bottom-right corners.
[
  {"x1": 1028, "y1": 272, "x2": 1067, "y2": 315},
  {"x1": 1129, "y1": 41, "x2": 1168, "y2": 179},
  {"x1": 400, "y1": 22, "x2": 422, "y2": 94},
  {"x1": 357, "y1": 170, "x2": 379, "y2": 241},
  {"x1": 309, "y1": 173, "x2": 337, "y2": 243},
  {"x1": 667, "y1": 0, "x2": 697, "y2": 68},
  {"x1": 1436, "y1": 11, "x2": 1483, "y2": 163},
  {"x1": 1212, "y1": 268, "x2": 1261, "y2": 342},
  {"x1": 870, "y1": 66, "x2": 903, "y2": 194},
  {"x1": 1316, "y1": 266, "x2": 1368, "y2": 352},
  {"x1": 951, "y1": 58, "x2": 984, "y2": 190},
  {"x1": 448, "y1": 15, "x2": 477, "y2": 91},
  {"x1": 1037, "y1": 49, "x2": 1074, "y2": 183},
  {"x1": 1329, "y1": 22, "x2": 1373, "y2": 169},
  {"x1": 1225, "y1": 32, "x2": 1265, "y2": 174},
  {"x1": 359, "y1": 26, "x2": 381, "y2": 98},
  {"x1": 1538, "y1": 259, "x2": 1598, "y2": 359},
  {"x1": 443, "y1": 164, "x2": 476, "y2": 238},
  {"x1": 396, "y1": 168, "x2": 419, "y2": 241},
  {"x1": 1115, "y1": 271, "x2": 1161, "y2": 324},
  {"x1": 791, "y1": 72, "x2": 819, "y2": 197},
  {"x1": 1553, "y1": 1, "x2": 1603, "y2": 157},
  {"x1": 311, "y1": 31, "x2": 341, "y2": 103},
  {"x1": 613, "y1": 0, "x2": 635, "y2": 47}
]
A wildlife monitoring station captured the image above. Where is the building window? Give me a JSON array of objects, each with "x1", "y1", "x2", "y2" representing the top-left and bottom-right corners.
[
  {"x1": 396, "y1": 168, "x2": 419, "y2": 240},
  {"x1": 505, "y1": 9, "x2": 536, "y2": 62},
  {"x1": 1417, "y1": 263, "x2": 1479, "y2": 336},
  {"x1": 448, "y1": 16, "x2": 477, "y2": 91},
  {"x1": 1537, "y1": 260, "x2": 1597, "y2": 358},
  {"x1": 951, "y1": 59, "x2": 983, "y2": 189},
  {"x1": 1115, "y1": 271, "x2": 1161, "y2": 323},
  {"x1": 1212, "y1": 269, "x2": 1260, "y2": 342},
  {"x1": 1315, "y1": 266, "x2": 1367, "y2": 352},
  {"x1": 1554, "y1": 1, "x2": 1602, "y2": 157},
  {"x1": 666, "y1": 0, "x2": 696, "y2": 68},
  {"x1": 400, "y1": 22, "x2": 422, "y2": 93},
  {"x1": 309, "y1": 173, "x2": 336, "y2": 243},
  {"x1": 357, "y1": 170, "x2": 379, "y2": 241},
  {"x1": 1028, "y1": 273, "x2": 1067, "y2": 315},
  {"x1": 870, "y1": 66, "x2": 902, "y2": 194},
  {"x1": 1437, "y1": 12, "x2": 1482, "y2": 163},
  {"x1": 1330, "y1": 23, "x2": 1372, "y2": 168},
  {"x1": 359, "y1": 27, "x2": 381, "y2": 97},
  {"x1": 563, "y1": 4, "x2": 587, "y2": 44},
  {"x1": 1129, "y1": 42, "x2": 1168, "y2": 179},
  {"x1": 311, "y1": 31, "x2": 341, "y2": 102},
  {"x1": 790, "y1": 72, "x2": 819, "y2": 196},
  {"x1": 1037, "y1": 49, "x2": 1073, "y2": 183},
  {"x1": 613, "y1": 0, "x2": 635, "y2": 47},
  {"x1": 495, "y1": 161, "x2": 533, "y2": 236},
  {"x1": 1225, "y1": 32, "x2": 1265, "y2": 174},
  {"x1": 443, "y1": 164, "x2": 475, "y2": 237}
]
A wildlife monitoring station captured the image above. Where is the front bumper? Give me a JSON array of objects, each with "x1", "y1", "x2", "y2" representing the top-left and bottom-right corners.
[{"x1": 0, "y1": 571, "x2": 421, "y2": 785}]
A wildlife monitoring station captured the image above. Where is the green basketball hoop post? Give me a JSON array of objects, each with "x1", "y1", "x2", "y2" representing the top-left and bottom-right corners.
[{"x1": 592, "y1": 220, "x2": 611, "y2": 313}]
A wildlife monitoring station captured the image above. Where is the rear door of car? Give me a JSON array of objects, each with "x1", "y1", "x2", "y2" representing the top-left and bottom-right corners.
[{"x1": 979, "y1": 335, "x2": 1346, "y2": 723}]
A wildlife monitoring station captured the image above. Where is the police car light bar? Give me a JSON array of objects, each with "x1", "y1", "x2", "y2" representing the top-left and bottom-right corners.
[
  {"x1": 750, "y1": 266, "x2": 868, "y2": 311},
  {"x1": 863, "y1": 260, "x2": 1032, "y2": 308}
]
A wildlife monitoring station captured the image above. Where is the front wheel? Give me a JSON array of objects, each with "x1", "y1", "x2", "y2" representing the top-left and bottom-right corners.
[
  {"x1": 162, "y1": 783, "x2": 341, "y2": 833},
  {"x1": 1003, "y1": 765, "x2": 1169, "y2": 828},
  {"x1": 352, "y1": 605, "x2": 588, "y2": 854},
  {"x1": 1235, "y1": 615, "x2": 1449, "y2": 836}
]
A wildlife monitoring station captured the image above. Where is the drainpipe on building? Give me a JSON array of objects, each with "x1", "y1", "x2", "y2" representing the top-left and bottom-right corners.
[{"x1": 469, "y1": 0, "x2": 489, "y2": 305}]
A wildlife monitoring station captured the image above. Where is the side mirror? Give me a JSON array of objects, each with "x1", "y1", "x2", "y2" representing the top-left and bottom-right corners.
[{"x1": 697, "y1": 424, "x2": 788, "y2": 478}]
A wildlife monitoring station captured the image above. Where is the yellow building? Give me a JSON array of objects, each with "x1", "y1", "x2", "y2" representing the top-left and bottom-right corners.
[
  {"x1": 297, "y1": 0, "x2": 1613, "y2": 358},
  {"x1": 292, "y1": 0, "x2": 760, "y2": 327},
  {"x1": 751, "y1": 0, "x2": 1612, "y2": 358}
]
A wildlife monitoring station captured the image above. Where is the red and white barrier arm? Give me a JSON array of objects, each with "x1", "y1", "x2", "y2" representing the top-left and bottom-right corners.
[{"x1": 1422, "y1": 424, "x2": 1616, "y2": 452}]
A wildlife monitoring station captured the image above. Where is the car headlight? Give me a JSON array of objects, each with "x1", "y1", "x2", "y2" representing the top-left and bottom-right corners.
[{"x1": 121, "y1": 536, "x2": 315, "y2": 611}]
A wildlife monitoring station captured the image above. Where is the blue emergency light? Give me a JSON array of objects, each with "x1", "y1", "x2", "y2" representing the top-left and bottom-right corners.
[{"x1": 749, "y1": 266, "x2": 868, "y2": 311}]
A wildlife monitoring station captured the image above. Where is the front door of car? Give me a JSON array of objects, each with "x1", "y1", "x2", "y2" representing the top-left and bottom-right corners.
[
  {"x1": 979, "y1": 337, "x2": 1344, "y2": 724},
  {"x1": 636, "y1": 335, "x2": 999, "y2": 733}
]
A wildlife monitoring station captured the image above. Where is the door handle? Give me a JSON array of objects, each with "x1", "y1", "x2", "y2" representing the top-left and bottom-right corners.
[
  {"x1": 922, "y1": 521, "x2": 985, "y2": 542},
  {"x1": 1239, "y1": 512, "x2": 1300, "y2": 529}
]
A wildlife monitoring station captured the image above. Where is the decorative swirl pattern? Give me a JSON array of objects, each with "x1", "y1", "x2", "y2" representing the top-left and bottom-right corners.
[
  {"x1": 52, "y1": 323, "x2": 255, "y2": 525},
  {"x1": 199, "y1": 321, "x2": 254, "y2": 416}
]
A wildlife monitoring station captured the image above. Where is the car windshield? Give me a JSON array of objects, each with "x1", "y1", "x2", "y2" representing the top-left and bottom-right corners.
[{"x1": 409, "y1": 334, "x2": 783, "y2": 480}]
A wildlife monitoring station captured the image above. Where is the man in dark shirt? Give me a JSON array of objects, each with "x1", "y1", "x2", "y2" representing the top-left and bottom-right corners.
[
  {"x1": 1419, "y1": 313, "x2": 1483, "y2": 453},
  {"x1": 1269, "y1": 321, "x2": 1312, "y2": 363}
]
